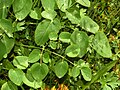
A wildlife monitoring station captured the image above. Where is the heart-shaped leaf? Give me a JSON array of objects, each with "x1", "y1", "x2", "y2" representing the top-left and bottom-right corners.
[
  {"x1": 8, "y1": 69, "x2": 24, "y2": 86},
  {"x1": 30, "y1": 63, "x2": 49, "y2": 81},
  {"x1": 55, "y1": 61, "x2": 68, "y2": 78}
]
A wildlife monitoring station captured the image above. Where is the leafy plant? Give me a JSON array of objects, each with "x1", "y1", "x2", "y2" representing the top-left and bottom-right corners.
[{"x1": 0, "y1": 0, "x2": 120, "y2": 89}]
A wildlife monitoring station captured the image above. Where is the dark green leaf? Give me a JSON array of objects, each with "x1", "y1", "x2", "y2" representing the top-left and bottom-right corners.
[
  {"x1": 3, "y1": 34, "x2": 14, "y2": 54},
  {"x1": 0, "y1": 40, "x2": 6, "y2": 60},
  {"x1": 0, "y1": 19, "x2": 13, "y2": 37},
  {"x1": 30, "y1": 63, "x2": 49, "y2": 81}
]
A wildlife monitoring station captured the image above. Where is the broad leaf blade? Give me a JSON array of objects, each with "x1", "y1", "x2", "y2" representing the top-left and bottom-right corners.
[
  {"x1": 0, "y1": 40, "x2": 6, "y2": 60},
  {"x1": 66, "y1": 7, "x2": 81, "y2": 24},
  {"x1": 13, "y1": 56, "x2": 28, "y2": 69},
  {"x1": 41, "y1": 10, "x2": 57, "y2": 21},
  {"x1": 22, "y1": 74, "x2": 42, "y2": 89},
  {"x1": 13, "y1": 0, "x2": 32, "y2": 20},
  {"x1": 28, "y1": 49, "x2": 40, "y2": 63},
  {"x1": 70, "y1": 30, "x2": 89, "y2": 57},
  {"x1": 79, "y1": 16, "x2": 99, "y2": 33},
  {"x1": 30, "y1": 63, "x2": 49, "y2": 81},
  {"x1": 65, "y1": 44, "x2": 80, "y2": 57},
  {"x1": 0, "y1": 19, "x2": 13, "y2": 37},
  {"x1": 8, "y1": 69, "x2": 24, "y2": 86},
  {"x1": 55, "y1": 0, "x2": 72, "y2": 12},
  {"x1": 92, "y1": 31, "x2": 112, "y2": 58},
  {"x1": 76, "y1": 0, "x2": 90, "y2": 7},
  {"x1": 1, "y1": 81, "x2": 18, "y2": 90},
  {"x1": 35, "y1": 18, "x2": 61, "y2": 46},
  {"x1": 81, "y1": 67, "x2": 92, "y2": 81},
  {"x1": 82, "y1": 60, "x2": 117, "y2": 90},
  {"x1": 55, "y1": 61, "x2": 68, "y2": 78},
  {"x1": 59, "y1": 32, "x2": 71, "y2": 43},
  {"x1": 41, "y1": 0, "x2": 55, "y2": 10}
]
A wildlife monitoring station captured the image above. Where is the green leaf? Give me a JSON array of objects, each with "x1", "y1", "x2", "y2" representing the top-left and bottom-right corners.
[
  {"x1": 65, "y1": 44, "x2": 80, "y2": 57},
  {"x1": 13, "y1": 56, "x2": 28, "y2": 69},
  {"x1": 28, "y1": 49, "x2": 40, "y2": 63},
  {"x1": 0, "y1": 0, "x2": 13, "y2": 8},
  {"x1": 0, "y1": 40, "x2": 6, "y2": 60},
  {"x1": 0, "y1": 19, "x2": 13, "y2": 37},
  {"x1": 22, "y1": 74, "x2": 43, "y2": 89},
  {"x1": 41, "y1": 0, "x2": 55, "y2": 10},
  {"x1": 55, "y1": 61, "x2": 68, "y2": 78},
  {"x1": 30, "y1": 63, "x2": 49, "y2": 81},
  {"x1": 92, "y1": 31, "x2": 112, "y2": 58},
  {"x1": 82, "y1": 60, "x2": 117, "y2": 90},
  {"x1": 103, "y1": 84, "x2": 111, "y2": 90},
  {"x1": 43, "y1": 52, "x2": 50, "y2": 63},
  {"x1": 8, "y1": 69, "x2": 24, "y2": 86},
  {"x1": 49, "y1": 41, "x2": 57, "y2": 49},
  {"x1": 55, "y1": 0, "x2": 72, "y2": 12},
  {"x1": 13, "y1": 0, "x2": 32, "y2": 20},
  {"x1": 49, "y1": 32, "x2": 58, "y2": 40},
  {"x1": 3, "y1": 59, "x2": 14, "y2": 70},
  {"x1": 35, "y1": 18, "x2": 61, "y2": 45},
  {"x1": 71, "y1": 66, "x2": 80, "y2": 78},
  {"x1": 1, "y1": 81, "x2": 18, "y2": 90},
  {"x1": 81, "y1": 67, "x2": 92, "y2": 81},
  {"x1": 70, "y1": 30, "x2": 89, "y2": 57},
  {"x1": 59, "y1": 32, "x2": 71, "y2": 43},
  {"x1": 29, "y1": 8, "x2": 42, "y2": 20},
  {"x1": 41, "y1": 10, "x2": 57, "y2": 21},
  {"x1": 66, "y1": 7, "x2": 81, "y2": 24},
  {"x1": 76, "y1": 0, "x2": 90, "y2": 7},
  {"x1": 79, "y1": 16, "x2": 99, "y2": 33},
  {"x1": 2, "y1": 34, "x2": 14, "y2": 54}
]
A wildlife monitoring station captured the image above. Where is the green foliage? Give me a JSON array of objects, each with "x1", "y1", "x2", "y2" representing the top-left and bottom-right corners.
[{"x1": 0, "y1": 0, "x2": 120, "y2": 89}]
